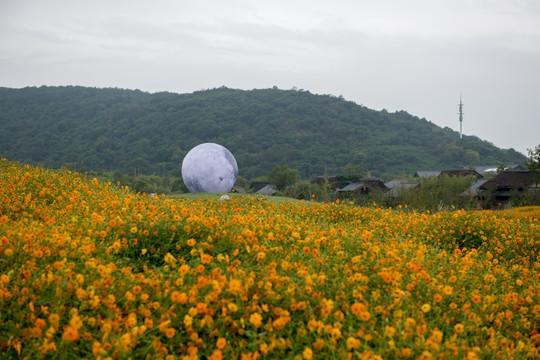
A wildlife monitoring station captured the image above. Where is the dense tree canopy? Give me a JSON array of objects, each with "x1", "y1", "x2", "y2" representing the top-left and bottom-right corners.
[
  {"x1": 0, "y1": 86, "x2": 526, "y2": 179},
  {"x1": 525, "y1": 144, "x2": 540, "y2": 183},
  {"x1": 268, "y1": 165, "x2": 301, "y2": 191}
]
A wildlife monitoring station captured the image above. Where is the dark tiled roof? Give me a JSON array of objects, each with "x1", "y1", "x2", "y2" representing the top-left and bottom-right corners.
[
  {"x1": 336, "y1": 178, "x2": 388, "y2": 193},
  {"x1": 461, "y1": 178, "x2": 491, "y2": 196},
  {"x1": 479, "y1": 171, "x2": 537, "y2": 189},
  {"x1": 439, "y1": 169, "x2": 483, "y2": 178},
  {"x1": 251, "y1": 182, "x2": 272, "y2": 192},
  {"x1": 336, "y1": 182, "x2": 363, "y2": 192},
  {"x1": 362, "y1": 178, "x2": 388, "y2": 190},
  {"x1": 255, "y1": 184, "x2": 277, "y2": 196}
]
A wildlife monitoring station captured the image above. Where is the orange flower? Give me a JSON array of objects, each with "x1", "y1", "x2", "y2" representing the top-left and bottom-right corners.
[
  {"x1": 350, "y1": 302, "x2": 365, "y2": 316},
  {"x1": 62, "y1": 326, "x2": 80, "y2": 341},
  {"x1": 359, "y1": 311, "x2": 371, "y2": 321},
  {"x1": 196, "y1": 302, "x2": 208, "y2": 314},
  {"x1": 313, "y1": 338, "x2": 325, "y2": 350},
  {"x1": 216, "y1": 337, "x2": 226, "y2": 349},
  {"x1": 201, "y1": 253, "x2": 213, "y2": 264},
  {"x1": 165, "y1": 327, "x2": 176, "y2": 339},
  {"x1": 171, "y1": 291, "x2": 188, "y2": 304},
  {"x1": 209, "y1": 349, "x2": 223, "y2": 360}
]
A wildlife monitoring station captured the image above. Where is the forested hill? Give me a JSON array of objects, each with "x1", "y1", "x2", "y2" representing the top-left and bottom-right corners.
[{"x1": 0, "y1": 86, "x2": 526, "y2": 179}]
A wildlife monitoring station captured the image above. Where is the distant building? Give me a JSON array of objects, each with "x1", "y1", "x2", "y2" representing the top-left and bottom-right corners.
[
  {"x1": 474, "y1": 164, "x2": 527, "y2": 175},
  {"x1": 255, "y1": 184, "x2": 277, "y2": 196},
  {"x1": 336, "y1": 177, "x2": 388, "y2": 196},
  {"x1": 473, "y1": 165, "x2": 499, "y2": 175},
  {"x1": 384, "y1": 178, "x2": 419, "y2": 198},
  {"x1": 250, "y1": 182, "x2": 277, "y2": 196},
  {"x1": 414, "y1": 170, "x2": 441, "y2": 178},
  {"x1": 438, "y1": 169, "x2": 483, "y2": 179},
  {"x1": 460, "y1": 178, "x2": 491, "y2": 197},
  {"x1": 478, "y1": 170, "x2": 538, "y2": 204},
  {"x1": 230, "y1": 186, "x2": 247, "y2": 194}
]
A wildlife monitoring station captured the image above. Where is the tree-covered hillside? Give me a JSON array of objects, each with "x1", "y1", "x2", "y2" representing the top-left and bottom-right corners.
[{"x1": 0, "y1": 86, "x2": 525, "y2": 179}]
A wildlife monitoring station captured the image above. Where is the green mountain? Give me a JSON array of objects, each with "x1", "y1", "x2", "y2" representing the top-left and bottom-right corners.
[{"x1": 0, "y1": 86, "x2": 526, "y2": 179}]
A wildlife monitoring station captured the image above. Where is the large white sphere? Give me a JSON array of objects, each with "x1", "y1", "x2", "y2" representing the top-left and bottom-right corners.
[{"x1": 181, "y1": 143, "x2": 238, "y2": 193}]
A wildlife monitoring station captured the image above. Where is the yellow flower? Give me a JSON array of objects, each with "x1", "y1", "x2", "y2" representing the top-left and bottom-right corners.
[
  {"x1": 302, "y1": 347, "x2": 313, "y2": 360},
  {"x1": 69, "y1": 315, "x2": 83, "y2": 330},
  {"x1": 346, "y1": 336, "x2": 360, "y2": 350},
  {"x1": 92, "y1": 341, "x2": 105, "y2": 357},
  {"x1": 120, "y1": 333, "x2": 132, "y2": 350},
  {"x1": 184, "y1": 315, "x2": 193, "y2": 327},
  {"x1": 228, "y1": 302, "x2": 239, "y2": 312},
  {"x1": 228, "y1": 279, "x2": 243, "y2": 295},
  {"x1": 249, "y1": 313, "x2": 263, "y2": 328},
  {"x1": 443, "y1": 285, "x2": 453, "y2": 295},
  {"x1": 421, "y1": 304, "x2": 431, "y2": 313},
  {"x1": 385, "y1": 326, "x2": 396, "y2": 338}
]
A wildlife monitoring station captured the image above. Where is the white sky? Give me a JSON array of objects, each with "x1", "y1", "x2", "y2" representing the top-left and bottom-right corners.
[{"x1": 1, "y1": 0, "x2": 539, "y2": 155}]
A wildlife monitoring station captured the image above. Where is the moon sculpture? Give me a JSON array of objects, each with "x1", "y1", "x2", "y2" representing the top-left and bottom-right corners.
[{"x1": 181, "y1": 143, "x2": 238, "y2": 193}]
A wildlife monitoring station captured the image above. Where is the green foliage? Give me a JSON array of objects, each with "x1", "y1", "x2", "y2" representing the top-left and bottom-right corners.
[
  {"x1": 399, "y1": 175, "x2": 477, "y2": 211},
  {"x1": 350, "y1": 175, "x2": 477, "y2": 211},
  {"x1": 525, "y1": 144, "x2": 540, "y2": 183},
  {"x1": 0, "y1": 86, "x2": 527, "y2": 180},
  {"x1": 284, "y1": 181, "x2": 332, "y2": 202},
  {"x1": 233, "y1": 176, "x2": 250, "y2": 190},
  {"x1": 268, "y1": 165, "x2": 300, "y2": 191},
  {"x1": 341, "y1": 163, "x2": 366, "y2": 177}
]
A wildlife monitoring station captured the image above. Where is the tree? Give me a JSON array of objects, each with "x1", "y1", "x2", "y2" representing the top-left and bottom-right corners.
[
  {"x1": 268, "y1": 165, "x2": 300, "y2": 191},
  {"x1": 525, "y1": 144, "x2": 540, "y2": 183},
  {"x1": 341, "y1": 164, "x2": 366, "y2": 178}
]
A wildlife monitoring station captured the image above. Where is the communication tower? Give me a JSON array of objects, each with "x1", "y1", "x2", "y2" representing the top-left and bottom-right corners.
[{"x1": 458, "y1": 95, "x2": 464, "y2": 139}]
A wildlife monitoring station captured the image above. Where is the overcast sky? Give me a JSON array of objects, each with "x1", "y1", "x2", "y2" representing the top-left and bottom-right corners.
[{"x1": 1, "y1": 0, "x2": 539, "y2": 156}]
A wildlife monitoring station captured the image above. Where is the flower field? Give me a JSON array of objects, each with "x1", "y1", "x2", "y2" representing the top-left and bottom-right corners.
[{"x1": 1, "y1": 159, "x2": 539, "y2": 359}]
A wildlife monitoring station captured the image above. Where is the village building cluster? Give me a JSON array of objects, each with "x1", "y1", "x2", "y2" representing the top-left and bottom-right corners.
[{"x1": 233, "y1": 164, "x2": 539, "y2": 209}]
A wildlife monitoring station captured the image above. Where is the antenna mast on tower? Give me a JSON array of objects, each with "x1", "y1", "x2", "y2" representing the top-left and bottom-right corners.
[{"x1": 458, "y1": 94, "x2": 464, "y2": 139}]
